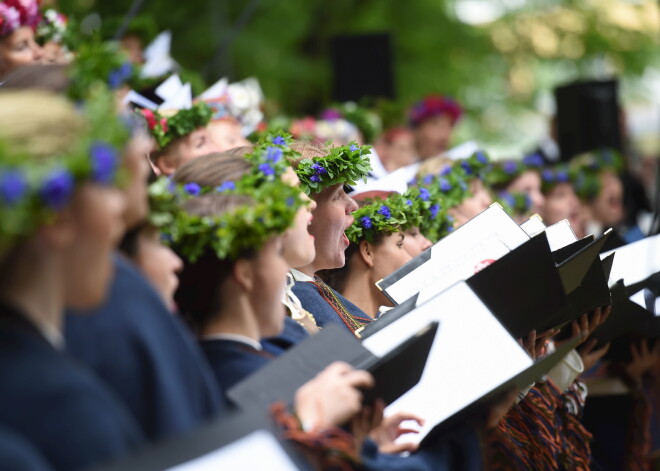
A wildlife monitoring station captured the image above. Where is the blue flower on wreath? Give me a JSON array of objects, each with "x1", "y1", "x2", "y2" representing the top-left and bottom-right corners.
[
  {"x1": 476, "y1": 151, "x2": 488, "y2": 165},
  {"x1": 259, "y1": 163, "x2": 275, "y2": 176},
  {"x1": 541, "y1": 169, "x2": 554, "y2": 182},
  {"x1": 271, "y1": 135, "x2": 286, "y2": 146},
  {"x1": 310, "y1": 174, "x2": 321, "y2": 183},
  {"x1": 406, "y1": 199, "x2": 413, "y2": 206},
  {"x1": 266, "y1": 146, "x2": 283, "y2": 163},
  {"x1": 360, "y1": 216, "x2": 373, "y2": 229},
  {"x1": 311, "y1": 163, "x2": 327, "y2": 175},
  {"x1": 461, "y1": 161, "x2": 473, "y2": 175},
  {"x1": 423, "y1": 175, "x2": 434, "y2": 185},
  {"x1": 440, "y1": 166, "x2": 452, "y2": 177},
  {"x1": 349, "y1": 144, "x2": 359, "y2": 152},
  {"x1": 523, "y1": 194, "x2": 532, "y2": 210},
  {"x1": 429, "y1": 204, "x2": 440, "y2": 219},
  {"x1": 184, "y1": 182, "x2": 201, "y2": 196},
  {"x1": 503, "y1": 161, "x2": 518, "y2": 175},
  {"x1": 40, "y1": 168, "x2": 75, "y2": 209},
  {"x1": 523, "y1": 153, "x2": 544, "y2": 168},
  {"x1": 556, "y1": 170, "x2": 569, "y2": 183},
  {"x1": 108, "y1": 62, "x2": 133, "y2": 89},
  {"x1": 439, "y1": 178, "x2": 452, "y2": 192},
  {"x1": 216, "y1": 181, "x2": 236, "y2": 192},
  {"x1": 378, "y1": 205, "x2": 392, "y2": 219},
  {"x1": 500, "y1": 192, "x2": 515, "y2": 208},
  {"x1": 419, "y1": 187, "x2": 430, "y2": 201},
  {"x1": 90, "y1": 141, "x2": 118, "y2": 184},
  {"x1": 0, "y1": 170, "x2": 27, "y2": 205},
  {"x1": 459, "y1": 180, "x2": 468, "y2": 191},
  {"x1": 447, "y1": 226, "x2": 454, "y2": 233}
]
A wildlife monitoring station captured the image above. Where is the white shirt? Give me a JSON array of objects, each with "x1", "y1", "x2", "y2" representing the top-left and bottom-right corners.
[
  {"x1": 201, "y1": 333, "x2": 262, "y2": 351},
  {"x1": 290, "y1": 269, "x2": 314, "y2": 283}
]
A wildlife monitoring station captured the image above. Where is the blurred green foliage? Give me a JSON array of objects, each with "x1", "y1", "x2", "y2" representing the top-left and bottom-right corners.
[{"x1": 57, "y1": 0, "x2": 659, "y2": 151}]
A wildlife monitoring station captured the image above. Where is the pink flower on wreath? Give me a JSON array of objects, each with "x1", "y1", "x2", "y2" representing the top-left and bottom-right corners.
[
  {"x1": 0, "y1": 4, "x2": 21, "y2": 36},
  {"x1": 159, "y1": 118, "x2": 168, "y2": 134},
  {"x1": 141, "y1": 109, "x2": 157, "y2": 130}
]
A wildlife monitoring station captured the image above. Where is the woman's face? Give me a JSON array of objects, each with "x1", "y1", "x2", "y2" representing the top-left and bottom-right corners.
[
  {"x1": 542, "y1": 183, "x2": 583, "y2": 229},
  {"x1": 590, "y1": 171, "x2": 624, "y2": 228},
  {"x1": 123, "y1": 133, "x2": 152, "y2": 228},
  {"x1": 250, "y1": 237, "x2": 289, "y2": 338},
  {"x1": 0, "y1": 27, "x2": 44, "y2": 77},
  {"x1": 135, "y1": 227, "x2": 183, "y2": 312},
  {"x1": 369, "y1": 232, "x2": 414, "y2": 283},
  {"x1": 452, "y1": 179, "x2": 492, "y2": 226},
  {"x1": 507, "y1": 170, "x2": 545, "y2": 215},
  {"x1": 281, "y1": 169, "x2": 317, "y2": 269},
  {"x1": 62, "y1": 184, "x2": 126, "y2": 309},
  {"x1": 206, "y1": 120, "x2": 250, "y2": 153},
  {"x1": 157, "y1": 127, "x2": 221, "y2": 175},
  {"x1": 306, "y1": 184, "x2": 358, "y2": 271},
  {"x1": 402, "y1": 226, "x2": 432, "y2": 258}
]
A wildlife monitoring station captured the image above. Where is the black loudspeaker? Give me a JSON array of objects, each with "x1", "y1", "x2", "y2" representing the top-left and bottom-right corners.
[
  {"x1": 554, "y1": 79, "x2": 622, "y2": 162},
  {"x1": 330, "y1": 33, "x2": 395, "y2": 102}
]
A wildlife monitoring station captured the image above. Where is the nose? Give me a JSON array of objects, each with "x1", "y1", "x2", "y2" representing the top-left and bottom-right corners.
[
  {"x1": 31, "y1": 40, "x2": 45, "y2": 61},
  {"x1": 346, "y1": 196, "x2": 358, "y2": 214},
  {"x1": 420, "y1": 234, "x2": 433, "y2": 251},
  {"x1": 308, "y1": 198, "x2": 317, "y2": 211},
  {"x1": 168, "y1": 247, "x2": 183, "y2": 273}
]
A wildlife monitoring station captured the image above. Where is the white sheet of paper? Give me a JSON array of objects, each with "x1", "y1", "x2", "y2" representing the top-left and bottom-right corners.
[
  {"x1": 141, "y1": 31, "x2": 176, "y2": 79},
  {"x1": 630, "y1": 291, "x2": 660, "y2": 316},
  {"x1": 520, "y1": 215, "x2": 546, "y2": 237},
  {"x1": 198, "y1": 77, "x2": 229, "y2": 101},
  {"x1": 167, "y1": 430, "x2": 299, "y2": 471},
  {"x1": 385, "y1": 204, "x2": 529, "y2": 305},
  {"x1": 545, "y1": 220, "x2": 578, "y2": 252},
  {"x1": 159, "y1": 82, "x2": 193, "y2": 111},
  {"x1": 155, "y1": 74, "x2": 184, "y2": 102},
  {"x1": 601, "y1": 234, "x2": 660, "y2": 286},
  {"x1": 122, "y1": 90, "x2": 158, "y2": 110},
  {"x1": 363, "y1": 282, "x2": 532, "y2": 444}
]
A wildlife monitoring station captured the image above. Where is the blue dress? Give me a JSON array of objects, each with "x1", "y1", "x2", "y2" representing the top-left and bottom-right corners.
[
  {"x1": 0, "y1": 425, "x2": 52, "y2": 471},
  {"x1": 65, "y1": 254, "x2": 224, "y2": 441},
  {"x1": 0, "y1": 303, "x2": 144, "y2": 471},
  {"x1": 262, "y1": 316, "x2": 310, "y2": 355},
  {"x1": 291, "y1": 279, "x2": 373, "y2": 334}
]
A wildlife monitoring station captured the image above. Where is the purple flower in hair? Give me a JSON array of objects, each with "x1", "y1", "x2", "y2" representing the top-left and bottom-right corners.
[
  {"x1": 378, "y1": 205, "x2": 392, "y2": 219},
  {"x1": 0, "y1": 5, "x2": 20, "y2": 36},
  {"x1": 40, "y1": 168, "x2": 75, "y2": 209},
  {"x1": 184, "y1": 182, "x2": 201, "y2": 196},
  {"x1": 459, "y1": 180, "x2": 468, "y2": 191},
  {"x1": 423, "y1": 175, "x2": 434, "y2": 185},
  {"x1": 349, "y1": 144, "x2": 359, "y2": 152},
  {"x1": 447, "y1": 226, "x2": 454, "y2": 233},
  {"x1": 439, "y1": 178, "x2": 451, "y2": 192},
  {"x1": 311, "y1": 163, "x2": 327, "y2": 174},
  {"x1": 556, "y1": 170, "x2": 569, "y2": 183},
  {"x1": 461, "y1": 161, "x2": 473, "y2": 175},
  {"x1": 108, "y1": 62, "x2": 133, "y2": 89},
  {"x1": 360, "y1": 216, "x2": 373, "y2": 229},
  {"x1": 321, "y1": 109, "x2": 342, "y2": 121},
  {"x1": 419, "y1": 187, "x2": 430, "y2": 201},
  {"x1": 440, "y1": 166, "x2": 452, "y2": 177},
  {"x1": 266, "y1": 146, "x2": 283, "y2": 163},
  {"x1": 541, "y1": 169, "x2": 554, "y2": 182},
  {"x1": 499, "y1": 192, "x2": 515, "y2": 208},
  {"x1": 503, "y1": 161, "x2": 518, "y2": 175},
  {"x1": 310, "y1": 174, "x2": 321, "y2": 183},
  {"x1": 476, "y1": 151, "x2": 488, "y2": 165},
  {"x1": 216, "y1": 181, "x2": 236, "y2": 192},
  {"x1": 406, "y1": 199, "x2": 413, "y2": 206},
  {"x1": 0, "y1": 170, "x2": 27, "y2": 205},
  {"x1": 271, "y1": 135, "x2": 286, "y2": 146},
  {"x1": 523, "y1": 153, "x2": 544, "y2": 168},
  {"x1": 90, "y1": 141, "x2": 118, "y2": 184},
  {"x1": 523, "y1": 194, "x2": 532, "y2": 209},
  {"x1": 429, "y1": 204, "x2": 440, "y2": 219},
  {"x1": 259, "y1": 163, "x2": 275, "y2": 176}
]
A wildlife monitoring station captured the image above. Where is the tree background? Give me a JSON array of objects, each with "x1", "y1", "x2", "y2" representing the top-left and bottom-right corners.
[{"x1": 56, "y1": 0, "x2": 660, "y2": 156}]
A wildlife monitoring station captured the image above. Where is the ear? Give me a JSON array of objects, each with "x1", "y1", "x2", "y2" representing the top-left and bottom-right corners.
[
  {"x1": 358, "y1": 240, "x2": 375, "y2": 269},
  {"x1": 232, "y1": 258, "x2": 255, "y2": 293},
  {"x1": 154, "y1": 154, "x2": 179, "y2": 176},
  {"x1": 37, "y1": 207, "x2": 76, "y2": 250}
]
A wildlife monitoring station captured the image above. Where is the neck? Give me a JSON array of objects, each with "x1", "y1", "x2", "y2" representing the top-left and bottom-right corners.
[
  {"x1": 0, "y1": 245, "x2": 64, "y2": 335},
  {"x1": 296, "y1": 263, "x2": 317, "y2": 278},
  {"x1": 339, "y1": 267, "x2": 382, "y2": 319},
  {"x1": 201, "y1": 285, "x2": 262, "y2": 342}
]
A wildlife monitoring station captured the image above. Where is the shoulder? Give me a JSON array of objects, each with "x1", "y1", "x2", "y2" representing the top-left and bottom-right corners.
[{"x1": 200, "y1": 340, "x2": 271, "y2": 392}]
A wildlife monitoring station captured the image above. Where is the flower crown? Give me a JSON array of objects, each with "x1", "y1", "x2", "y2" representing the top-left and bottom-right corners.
[
  {"x1": 409, "y1": 95, "x2": 462, "y2": 128},
  {"x1": 140, "y1": 102, "x2": 213, "y2": 150},
  {"x1": 486, "y1": 153, "x2": 544, "y2": 188},
  {"x1": 345, "y1": 192, "x2": 423, "y2": 244},
  {"x1": 497, "y1": 191, "x2": 532, "y2": 217},
  {"x1": 294, "y1": 142, "x2": 372, "y2": 195},
  {"x1": 149, "y1": 133, "x2": 306, "y2": 261},
  {"x1": 36, "y1": 8, "x2": 67, "y2": 44},
  {"x1": 413, "y1": 150, "x2": 491, "y2": 209},
  {"x1": 0, "y1": 0, "x2": 40, "y2": 36},
  {"x1": 404, "y1": 185, "x2": 455, "y2": 243},
  {"x1": 0, "y1": 89, "x2": 130, "y2": 253},
  {"x1": 321, "y1": 103, "x2": 382, "y2": 144},
  {"x1": 569, "y1": 149, "x2": 623, "y2": 201},
  {"x1": 540, "y1": 165, "x2": 571, "y2": 194},
  {"x1": 68, "y1": 40, "x2": 136, "y2": 101}
]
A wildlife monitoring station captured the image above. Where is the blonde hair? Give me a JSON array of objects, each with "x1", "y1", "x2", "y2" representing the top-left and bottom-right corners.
[
  {"x1": 0, "y1": 90, "x2": 84, "y2": 159},
  {"x1": 417, "y1": 154, "x2": 453, "y2": 178}
]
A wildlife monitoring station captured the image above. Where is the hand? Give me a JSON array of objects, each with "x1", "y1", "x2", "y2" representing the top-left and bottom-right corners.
[
  {"x1": 519, "y1": 329, "x2": 556, "y2": 359},
  {"x1": 577, "y1": 338, "x2": 610, "y2": 372},
  {"x1": 368, "y1": 400, "x2": 425, "y2": 454},
  {"x1": 294, "y1": 362, "x2": 374, "y2": 431},
  {"x1": 625, "y1": 340, "x2": 660, "y2": 380},
  {"x1": 350, "y1": 403, "x2": 383, "y2": 451},
  {"x1": 557, "y1": 305, "x2": 612, "y2": 349},
  {"x1": 483, "y1": 389, "x2": 518, "y2": 430}
]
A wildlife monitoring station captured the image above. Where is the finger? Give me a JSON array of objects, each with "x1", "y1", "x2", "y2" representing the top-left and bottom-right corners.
[
  {"x1": 389, "y1": 412, "x2": 426, "y2": 426},
  {"x1": 344, "y1": 370, "x2": 375, "y2": 389},
  {"x1": 381, "y1": 442, "x2": 419, "y2": 454},
  {"x1": 601, "y1": 305, "x2": 612, "y2": 323},
  {"x1": 594, "y1": 343, "x2": 611, "y2": 358},
  {"x1": 397, "y1": 427, "x2": 422, "y2": 435},
  {"x1": 571, "y1": 320, "x2": 580, "y2": 338},
  {"x1": 591, "y1": 309, "x2": 602, "y2": 332},
  {"x1": 579, "y1": 338, "x2": 598, "y2": 355},
  {"x1": 580, "y1": 313, "x2": 589, "y2": 335},
  {"x1": 323, "y1": 361, "x2": 354, "y2": 376}
]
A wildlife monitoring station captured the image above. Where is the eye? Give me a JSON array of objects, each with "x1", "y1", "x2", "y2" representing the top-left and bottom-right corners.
[
  {"x1": 195, "y1": 137, "x2": 206, "y2": 149},
  {"x1": 396, "y1": 234, "x2": 405, "y2": 248}
]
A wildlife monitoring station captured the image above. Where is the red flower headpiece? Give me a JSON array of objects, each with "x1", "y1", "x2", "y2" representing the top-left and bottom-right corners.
[
  {"x1": 408, "y1": 95, "x2": 463, "y2": 128},
  {"x1": 0, "y1": 0, "x2": 40, "y2": 36}
]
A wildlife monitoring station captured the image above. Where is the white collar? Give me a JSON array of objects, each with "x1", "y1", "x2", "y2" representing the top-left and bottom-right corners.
[
  {"x1": 290, "y1": 269, "x2": 314, "y2": 282},
  {"x1": 201, "y1": 333, "x2": 262, "y2": 351},
  {"x1": 40, "y1": 322, "x2": 65, "y2": 351}
]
